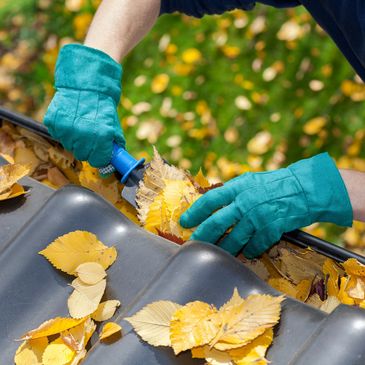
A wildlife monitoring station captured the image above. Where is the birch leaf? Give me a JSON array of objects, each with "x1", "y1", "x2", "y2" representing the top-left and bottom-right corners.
[
  {"x1": 136, "y1": 147, "x2": 187, "y2": 224},
  {"x1": 75, "y1": 262, "x2": 106, "y2": 285},
  {"x1": 92, "y1": 300, "x2": 121, "y2": 322},
  {"x1": 14, "y1": 338, "x2": 48, "y2": 365},
  {"x1": 20, "y1": 317, "x2": 86, "y2": 340},
  {"x1": 229, "y1": 328, "x2": 273, "y2": 365},
  {"x1": 68, "y1": 279, "x2": 106, "y2": 318},
  {"x1": 211, "y1": 293, "x2": 284, "y2": 351},
  {"x1": 0, "y1": 163, "x2": 30, "y2": 200},
  {"x1": 99, "y1": 322, "x2": 122, "y2": 341},
  {"x1": 343, "y1": 258, "x2": 365, "y2": 276},
  {"x1": 170, "y1": 301, "x2": 221, "y2": 355},
  {"x1": 42, "y1": 337, "x2": 75, "y2": 365},
  {"x1": 39, "y1": 231, "x2": 117, "y2": 275},
  {"x1": 125, "y1": 300, "x2": 182, "y2": 347}
]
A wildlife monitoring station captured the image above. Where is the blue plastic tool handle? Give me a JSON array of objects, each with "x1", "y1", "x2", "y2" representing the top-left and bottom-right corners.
[{"x1": 111, "y1": 143, "x2": 145, "y2": 183}]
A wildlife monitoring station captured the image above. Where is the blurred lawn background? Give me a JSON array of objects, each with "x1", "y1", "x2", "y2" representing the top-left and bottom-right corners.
[{"x1": 1, "y1": 0, "x2": 365, "y2": 251}]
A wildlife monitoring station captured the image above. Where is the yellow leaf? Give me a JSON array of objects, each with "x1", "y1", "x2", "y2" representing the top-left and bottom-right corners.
[
  {"x1": 14, "y1": 147, "x2": 39, "y2": 174},
  {"x1": 343, "y1": 258, "x2": 365, "y2": 277},
  {"x1": 14, "y1": 338, "x2": 48, "y2": 365},
  {"x1": 0, "y1": 182, "x2": 27, "y2": 201},
  {"x1": 170, "y1": 301, "x2": 221, "y2": 355},
  {"x1": 20, "y1": 317, "x2": 86, "y2": 340},
  {"x1": 125, "y1": 300, "x2": 182, "y2": 347},
  {"x1": 211, "y1": 292, "x2": 284, "y2": 351},
  {"x1": 75, "y1": 262, "x2": 106, "y2": 285},
  {"x1": 347, "y1": 276, "x2": 365, "y2": 300},
  {"x1": 229, "y1": 328, "x2": 273, "y2": 365},
  {"x1": 323, "y1": 258, "x2": 342, "y2": 297},
  {"x1": 137, "y1": 147, "x2": 187, "y2": 224},
  {"x1": 68, "y1": 278, "x2": 106, "y2": 318},
  {"x1": 338, "y1": 277, "x2": 355, "y2": 305},
  {"x1": 241, "y1": 259, "x2": 269, "y2": 281},
  {"x1": 39, "y1": 230, "x2": 117, "y2": 275},
  {"x1": 61, "y1": 318, "x2": 96, "y2": 357},
  {"x1": 278, "y1": 246, "x2": 325, "y2": 285},
  {"x1": 194, "y1": 346, "x2": 234, "y2": 365},
  {"x1": 0, "y1": 163, "x2": 29, "y2": 194},
  {"x1": 193, "y1": 168, "x2": 211, "y2": 188},
  {"x1": 303, "y1": 117, "x2": 327, "y2": 135},
  {"x1": 99, "y1": 322, "x2": 122, "y2": 341},
  {"x1": 295, "y1": 279, "x2": 312, "y2": 302},
  {"x1": 268, "y1": 278, "x2": 297, "y2": 298},
  {"x1": 92, "y1": 300, "x2": 121, "y2": 322},
  {"x1": 79, "y1": 162, "x2": 120, "y2": 205},
  {"x1": 42, "y1": 337, "x2": 75, "y2": 365},
  {"x1": 151, "y1": 74, "x2": 170, "y2": 94}
]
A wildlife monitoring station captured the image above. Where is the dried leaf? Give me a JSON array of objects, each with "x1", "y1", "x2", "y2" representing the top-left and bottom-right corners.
[
  {"x1": 277, "y1": 247, "x2": 325, "y2": 284},
  {"x1": 42, "y1": 337, "x2": 75, "y2": 365},
  {"x1": 39, "y1": 231, "x2": 117, "y2": 275},
  {"x1": 156, "y1": 229, "x2": 185, "y2": 245},
  {"x1": 320, "y1": 296, "x2": 341, "y2": 313},
  {"x1": 92, "y1": 300, "x2": 121, "y2": 322},
  {"x1": 20, "y1": 317, "x2": 86, "y2": 340},
  {"x1": 125, "y1": 301, "x2": 182, "y2": 347},
  {"x1": 0, "y1": 163, "x2": 30, "y2": 198},
  {"x1": 295, "y1": 279, "x2": 312, "y2": 302},
  {"x1": 306, "y1": 294, "x2": 323, "y2": 309},
  {"x1": 240, "y1": 259, "x2": 269, "y2": 281},
  {"x1": 229, "y1": 328, "x2": 273, "y2": 365},
  {"x1": 268, "y1": 278, "x2": 297, "y2": 298},
  {"x1": 193, "y1": 168, "x2": 211, "y2": 188},
  {"x1": 79, "y1": 162, "x2": 120, "y2": 205},
  {"x1": 323, "y1": 258, "x2": 342, "y2": 297},
  {"x1": 47, "y1": 167, "x2": 69, "y2": 188},
  {"x1": 212, "y1": 291, "x2": 284, "y2": 351},
  {"x1": 347, "y1": 276, "x2": 365, "y2": 300},
  {"x1": 14, "y1": 338, "x2": 48, "y2": 365},
  {"x1": 68, "y1": 278, "x2": 106, "y2": 318},
  {"x1": 75, "y1": 262, "x2": 106, "y2": 285},
  {"x1": 343, "y1": 258, "x2": 365, "y2": 277},
  {"x1": 99, "y1": 322, "x2": 122, "y2": 341},
  {"x1": 61, "y1": 317, "x2": 96, "y2": 358},
  {"x1": 136, "y1": 147, "x2": 187, "y2": 224},
  {"x1": 14, "y1": 147, "x2": 39, "y2": 175},
  {"x1": 170, "y1": 301, "x2": 221, "y2": 355}
]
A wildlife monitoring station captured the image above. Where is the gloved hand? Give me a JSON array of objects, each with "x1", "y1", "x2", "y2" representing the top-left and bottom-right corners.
[
  {"x1": 44, "y1": 44, "x2": 125, "y2": 167},
  {"x1": 180, "y1": 153, "x2": 353, "y2": 258}
]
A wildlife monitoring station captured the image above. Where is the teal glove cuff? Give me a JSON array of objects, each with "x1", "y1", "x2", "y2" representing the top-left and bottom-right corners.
[
  {"x1": 288, "y1": 153, "x2": 353, "y2": 227},
  {"x1": 55, "y1": 44, "x2": 123, "y2": 105}
]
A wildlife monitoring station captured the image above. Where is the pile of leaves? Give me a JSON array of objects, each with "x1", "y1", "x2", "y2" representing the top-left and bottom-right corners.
[
  {"x1": 137, "y1": 147, "x2": 222, "y2": 242},
  {"x1": 15, "y1": 231, "x2": 122, "y2": 365},
  {"x1": 126, "y1": 288, "x2": 284, "y2": 364},
  {"x1": 0, "y1": 162, "x2": 30, "y2": 200},
  {"x1": 0, "y1": 121, "x2": 139, "y2": 223},
  {"x1": 240, "y1": 242, "x2": 365, "y2": 313}
]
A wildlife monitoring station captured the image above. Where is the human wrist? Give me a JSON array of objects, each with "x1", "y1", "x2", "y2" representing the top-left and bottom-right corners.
[
  {"x1": 55, "y1": 44, "x2": 123, "y2": 104},
  {"x1": 288, "y1": 153, "x2": 353, "y2": 226}
]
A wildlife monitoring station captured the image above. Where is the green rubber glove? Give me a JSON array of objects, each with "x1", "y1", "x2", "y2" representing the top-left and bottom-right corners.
[
  {"x1": 180, "y1": 153, "x2": 353, "y2": 258},
  {"x1": 44, "y1": 44, "x2": 125, "y2": 167}
]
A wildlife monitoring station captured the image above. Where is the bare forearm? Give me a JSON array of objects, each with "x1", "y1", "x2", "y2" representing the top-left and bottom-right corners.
[
  {"x1": 340, "y1": 169, "x2": 365, "y2": 222},
  {"x1": 84, "y1": 0, "x2": 161, "y2": 62}
]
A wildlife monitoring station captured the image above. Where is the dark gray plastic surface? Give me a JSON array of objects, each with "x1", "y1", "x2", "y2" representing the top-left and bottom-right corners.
[
  {"x1": 2, "y1": 170, "x2": 365, "y2": 364},
  {"x1": 0, "y1": 157, "x2": 54, "y2": 248}
]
